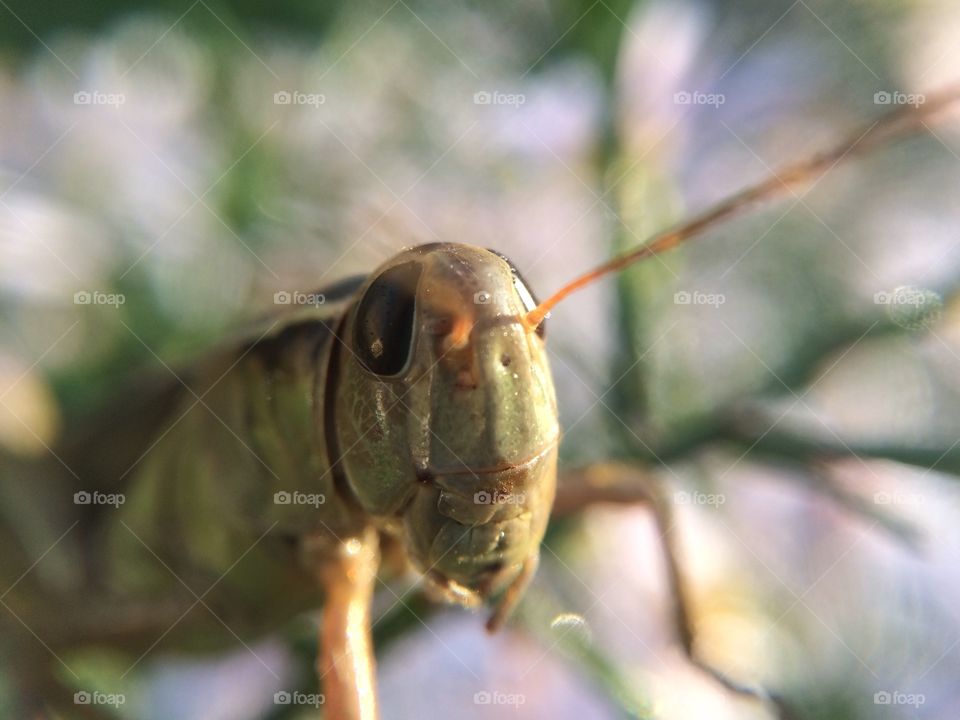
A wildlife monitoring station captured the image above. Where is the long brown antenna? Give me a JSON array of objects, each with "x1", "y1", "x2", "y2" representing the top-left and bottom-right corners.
[{"x1": 524, "y1": 85, "x2": 960, "y2": 329}]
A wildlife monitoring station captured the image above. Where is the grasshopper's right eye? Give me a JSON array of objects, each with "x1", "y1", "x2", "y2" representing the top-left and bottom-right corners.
[
  {"x1": 487, "y1": 249, "x2": 546, "y2": 339},
  {"x1": 354, "y1": 261, "x2": 423, "y2": 376}
]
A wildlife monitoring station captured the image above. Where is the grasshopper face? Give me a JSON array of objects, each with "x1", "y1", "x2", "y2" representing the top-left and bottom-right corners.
[{"x1": 335, "y1": 243, "x2": 559, "y2": 606}]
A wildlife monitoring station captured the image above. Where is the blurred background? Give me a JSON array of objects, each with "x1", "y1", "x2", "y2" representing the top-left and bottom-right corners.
[{"x1": 2, "y1": 0, "x2": 960, "y2": 717}]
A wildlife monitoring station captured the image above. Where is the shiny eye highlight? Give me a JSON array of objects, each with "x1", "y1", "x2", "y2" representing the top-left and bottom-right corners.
[
  {"x1": 488, "y1": 250, "x2": 546, "y2": 338},
  {"x1": 353, "y1": 261, "x2": 423, "y2": 376}
]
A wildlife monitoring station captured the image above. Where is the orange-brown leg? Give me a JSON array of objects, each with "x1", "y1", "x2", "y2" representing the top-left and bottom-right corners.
[
  {"x1": 309, "y1": 526, "x2": 381, "y2": 720},
  {"x1": 486, "y1": 552, "x2": 540, "y2": 634}
]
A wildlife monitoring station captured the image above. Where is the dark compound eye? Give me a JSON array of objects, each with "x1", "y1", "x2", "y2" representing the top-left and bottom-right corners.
[
  {"x1": 353, "y1": 261, "x2": 423, "y2": 376},
  {"x1": 488, "y1": 250, "x2": 546, "y2": 339}
]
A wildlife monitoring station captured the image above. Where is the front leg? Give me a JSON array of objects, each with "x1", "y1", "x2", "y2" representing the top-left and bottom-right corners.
[
  {"x1": 306, "y1": 526, "x2": 380, "y2": 720},
  {"x1": 486, "y1": 552, "x2": 539, "y2": 633}
]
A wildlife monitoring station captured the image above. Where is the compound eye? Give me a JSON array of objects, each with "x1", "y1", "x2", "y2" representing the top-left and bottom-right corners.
[
  {"x1": 353, "y1": 261, "x2": 423, "y2": 376},
  {"x1": 487, "y1": 250, "x2": 546, "y2": 339}
]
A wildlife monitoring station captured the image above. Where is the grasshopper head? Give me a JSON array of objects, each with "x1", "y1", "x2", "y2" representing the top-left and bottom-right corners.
[{"x1": 335, "y1": 243, "x2": 559, "y2": 608}]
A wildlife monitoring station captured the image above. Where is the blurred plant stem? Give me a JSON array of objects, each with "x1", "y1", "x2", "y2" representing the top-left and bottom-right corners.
[{"x1": 584, "y1": 0, "x2": 685, "y2": 444}]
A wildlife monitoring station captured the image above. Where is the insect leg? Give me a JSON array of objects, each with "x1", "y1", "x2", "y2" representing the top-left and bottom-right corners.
[
  {"x1": 554, "y1": 463, "x2": 796, "y2": 719},
  {"x1": 485, "y1": 552, "x2": 540, "y2": 634},
  {"x1": 306, "y1": 526, "x2": 380, "y2": 720}
]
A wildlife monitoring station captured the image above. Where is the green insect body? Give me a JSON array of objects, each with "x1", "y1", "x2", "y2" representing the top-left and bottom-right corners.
[{"x1": 1, "y1": 243, "x2": 557, "y2": 672}]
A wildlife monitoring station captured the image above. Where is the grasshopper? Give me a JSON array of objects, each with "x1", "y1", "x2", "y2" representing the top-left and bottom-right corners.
[{"x1": 2, "y1": 89, "x2": 958, "y2": 720}]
